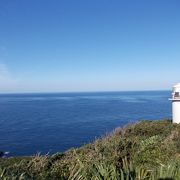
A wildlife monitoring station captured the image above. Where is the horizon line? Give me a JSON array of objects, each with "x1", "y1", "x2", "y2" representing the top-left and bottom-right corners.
[{"x1": 0, "y1": 89, "x2": 170, "y2": 94}]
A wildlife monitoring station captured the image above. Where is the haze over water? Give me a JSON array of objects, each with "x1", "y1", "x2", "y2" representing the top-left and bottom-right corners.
[{"x1": 0, "y1": 91, "x2": 171, "y2": 156}]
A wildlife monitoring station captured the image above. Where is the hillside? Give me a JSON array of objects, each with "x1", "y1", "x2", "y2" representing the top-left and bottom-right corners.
[{"x1": 1, "y1": 120, "x2": 180, "y2": 179}]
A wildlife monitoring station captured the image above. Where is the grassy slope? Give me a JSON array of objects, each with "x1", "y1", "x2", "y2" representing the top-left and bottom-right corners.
[{"x1": 1, "y1": 120, "x2": 180, "y2": 179}]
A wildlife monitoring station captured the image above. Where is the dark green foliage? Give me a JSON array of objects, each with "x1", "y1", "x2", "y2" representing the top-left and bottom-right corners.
[
  {"x1": 1, "y1": 120, "x2": 180, "y2": 179},
  {"x1": 0, "y1": 151, "x2": 4, "y2": 157},
  {"x1": 124, "y1": 120, "x2": 173, "y2": 138}
]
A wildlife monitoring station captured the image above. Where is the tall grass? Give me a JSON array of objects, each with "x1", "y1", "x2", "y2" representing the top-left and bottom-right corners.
[{"x1": 1, "y1": 120, "x2": 180, "y2": 179}]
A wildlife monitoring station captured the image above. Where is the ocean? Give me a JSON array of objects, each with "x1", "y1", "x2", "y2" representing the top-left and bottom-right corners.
[{"x1": 0, "y1": 91, "x2": 171, "y2": 156}]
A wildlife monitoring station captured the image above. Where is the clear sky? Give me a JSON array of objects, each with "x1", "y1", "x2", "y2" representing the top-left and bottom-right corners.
[{"x1": 0, "y1": 0, "x2": 180, "y2": 92}]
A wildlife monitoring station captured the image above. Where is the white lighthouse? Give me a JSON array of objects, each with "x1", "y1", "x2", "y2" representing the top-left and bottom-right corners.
[{"x1": 170, "y1": 83, "x2": 180, "y2": 123}]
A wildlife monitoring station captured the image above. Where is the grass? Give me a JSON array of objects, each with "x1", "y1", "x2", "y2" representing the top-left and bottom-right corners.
[{"x1": 1, "y1": 119, "x2": 180, "y2": 179}]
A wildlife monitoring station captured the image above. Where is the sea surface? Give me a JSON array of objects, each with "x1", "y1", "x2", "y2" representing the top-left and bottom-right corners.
[{"x1": 0, "y1": 91, "x2": 171, "y2": 156}]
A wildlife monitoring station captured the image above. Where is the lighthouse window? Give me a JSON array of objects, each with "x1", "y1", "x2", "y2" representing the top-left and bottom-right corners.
[{"x1": 175, "y1": 92, "x2": 179, "y2": 97}]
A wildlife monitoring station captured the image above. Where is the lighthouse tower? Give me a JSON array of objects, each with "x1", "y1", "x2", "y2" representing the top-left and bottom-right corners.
[{"x1": 170, "y1": 83, "x2": 180, "y2": 123}]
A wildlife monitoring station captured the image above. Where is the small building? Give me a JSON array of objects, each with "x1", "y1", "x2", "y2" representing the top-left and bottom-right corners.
[{"x1": 170, "y1": 83, "x2": 180, "y2": 123}]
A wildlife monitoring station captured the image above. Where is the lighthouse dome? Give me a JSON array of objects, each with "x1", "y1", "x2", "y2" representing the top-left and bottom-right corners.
[
  {"x1": 173, "y1": 83, "x2": 180, "y2": 88},
  {"x1": 173, "y1": 83, "x2": 180, "y2": 92}
]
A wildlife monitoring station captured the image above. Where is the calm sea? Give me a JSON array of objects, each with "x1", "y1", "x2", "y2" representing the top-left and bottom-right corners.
[{"x1": 0, "y1": 91, "x2": 171, "y2": 156}]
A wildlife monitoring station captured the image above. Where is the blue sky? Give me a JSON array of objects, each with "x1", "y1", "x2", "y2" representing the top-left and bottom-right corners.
[{"x1": 0, "y1": 0, "x2": 180, "y2": 92}]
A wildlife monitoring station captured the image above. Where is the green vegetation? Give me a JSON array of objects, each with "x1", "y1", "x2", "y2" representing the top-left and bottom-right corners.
[{"x1": 1, "y1": 120, "x2": 180, "y2": 179}]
